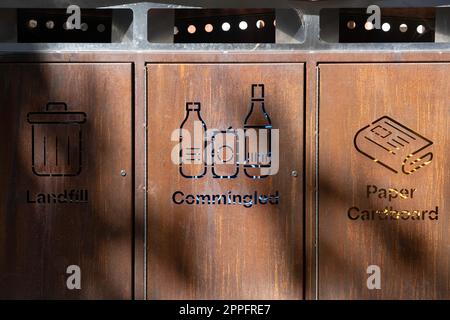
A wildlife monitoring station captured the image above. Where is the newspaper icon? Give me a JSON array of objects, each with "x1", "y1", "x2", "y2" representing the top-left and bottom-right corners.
[{"x1": 354, "y1": 116, "x2": 433, "y2": 175}]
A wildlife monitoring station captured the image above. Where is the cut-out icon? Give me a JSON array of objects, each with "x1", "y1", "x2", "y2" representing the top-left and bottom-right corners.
[
  {"x1": 179, "y1": 102, "x2": 207, "y2": 179},
  {"x1": 244, "y1": 84, "x2": 272, "y2": 179},
  {"x1": 27, "y1": 102, "x2": 86, "y2": 177},
  {"x1": 354, "y1": 116, "x2": 433, "y2": 175}
]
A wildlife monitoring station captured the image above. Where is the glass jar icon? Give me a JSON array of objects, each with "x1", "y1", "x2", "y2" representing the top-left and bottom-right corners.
[{"x1": 27, "y1": 102, "x2": 86, "y2": 177}]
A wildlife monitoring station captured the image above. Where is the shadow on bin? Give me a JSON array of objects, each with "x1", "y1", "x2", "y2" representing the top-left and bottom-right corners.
[{"x1": 27, "y1": 102, "x2": 87, "y2": 177}]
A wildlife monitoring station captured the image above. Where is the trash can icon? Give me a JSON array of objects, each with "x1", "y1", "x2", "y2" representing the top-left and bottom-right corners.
[{"x1": 27, "y1": 102, "x2": 87, "y2": 177}]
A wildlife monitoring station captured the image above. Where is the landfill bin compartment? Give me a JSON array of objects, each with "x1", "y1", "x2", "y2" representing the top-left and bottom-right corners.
[
  {"x1": 0, "y1": 63, "x2": 133, "y2": 299},
  {"x1": 317, "y1": 63, "x2": 450, "y2": 300}
]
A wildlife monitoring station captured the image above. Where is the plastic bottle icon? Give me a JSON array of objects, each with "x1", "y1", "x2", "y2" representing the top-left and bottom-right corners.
[
  {"x1": 179, "y1": 102, "x2": 207, "y2": 179},
  {"x1": 244, "y1": 84, "x2": 272, "y2": 179}
]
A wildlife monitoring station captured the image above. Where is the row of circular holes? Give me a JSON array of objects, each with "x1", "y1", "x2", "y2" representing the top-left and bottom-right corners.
[
  {"x1": 347, "y1": 20, "x2": 426, "y2": 34},
  {"x1": 26, "y1": 19, "x2": 106, "y2": 32},
  {"x1": 26, "y1": 17, "x2": 426, "y2": 36},
  {"x1": 175, "y1": 19, "x2": 275, "y2": 35}
]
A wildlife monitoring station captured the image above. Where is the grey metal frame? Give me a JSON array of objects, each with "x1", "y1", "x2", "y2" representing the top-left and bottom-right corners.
[{"x1": 0, "y1": 0, "x2": 449, "y2": 52}]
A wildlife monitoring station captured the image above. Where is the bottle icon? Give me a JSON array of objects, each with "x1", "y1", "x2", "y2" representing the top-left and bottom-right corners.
[
  {"x1": 244, "y1": 84, "x2": 272, "y2": 179},
  {"x1": 179, "y1": 102, "x2": 207, "y2": 179}
]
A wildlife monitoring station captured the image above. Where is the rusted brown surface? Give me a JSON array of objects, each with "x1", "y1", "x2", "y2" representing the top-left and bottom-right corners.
[{"x1": 0, "y1": 52, "x2": 449, "y2": 300}]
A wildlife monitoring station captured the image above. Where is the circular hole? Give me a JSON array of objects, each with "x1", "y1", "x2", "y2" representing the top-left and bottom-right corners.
[
  {"x1": 187, "y1": 25, "x2": 196, "y2": 34},
  {"x1": 217, "y1": 146, "x2": 234, "y2": 163},
  {"x1": 417, "y1": 25, "x2": 426, "y2": 34},
  {"x1": 364, "y1": 21, "x2": 374, "y2": 31},
  {"x1": 174, "y1": 26, "x2": 179, "y2": 35},
  {"x1": 80, "y1": 23, "x2": 88, "y2": 32},
  {"x1": 97, "y1": 24, "x2": 106, "y2": 33},
  {"x1": 222, "y1": 22, "x2": 231, "y2": 32},
  {"x1": 204, "y1": 24, "x2": 213, "y2": 33},
  {"x1": 27, "y1": 19, "x2": 38, "y2": 29},
  {"x1": 382, "y1": 22, "x2": 391, "y2": 32},
  {"x1": 347, "y1": 20, "x2": 356, "y2": 30},
  {"x1": 256, "y1": 20, "x2": 265, "y2": 29},
  {"x1": 239, "y1": 21, "x2": 248, "y2": 30},
  {"x1": 399, "y1": 24, "x2": 408, "y2": 33},
  {"x1": 45, "y1": 20, "x2": 55, "y2": 30}
]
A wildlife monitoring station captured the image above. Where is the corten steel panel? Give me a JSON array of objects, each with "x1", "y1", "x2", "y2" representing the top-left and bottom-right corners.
[
  {"x1": 0, "y1": 63, "x2": 133, "y2": 299},
  {"x1": 147, "y1": 63, "x2": 304, "y2": 299},
  {"x1": 318, "y1": 63, "x2": 450, "y2": 300}
]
